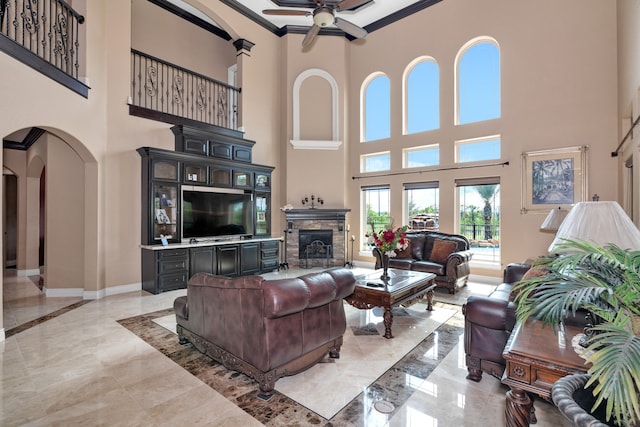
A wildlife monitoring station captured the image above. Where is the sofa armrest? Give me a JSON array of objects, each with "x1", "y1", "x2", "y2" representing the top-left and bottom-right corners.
[
  {"x1": 463, "y1": 295, "x2": 517, "y2": 332},
  {"x1": 504, "y1": 263, "x2": 531, "y2": 284},
  {"x1": 447, "y1": 249, "x2": 473, "y2": 264},
  {"x1": 174, "y1": 295, "x2": 188, "y2": 320}
]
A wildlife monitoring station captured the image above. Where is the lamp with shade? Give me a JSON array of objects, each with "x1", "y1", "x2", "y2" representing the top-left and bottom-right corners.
[
  {"x1": 548, "y1": 200, "x2": 640, "y2": 253},
  {"x1": 540, "y1": 207, "x2": 568, "y2": 233}
]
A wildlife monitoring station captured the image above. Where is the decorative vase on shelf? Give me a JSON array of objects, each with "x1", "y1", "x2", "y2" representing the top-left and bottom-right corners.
[{"x1": 381, "y1": 254, "x2": 390, "y2": 281}]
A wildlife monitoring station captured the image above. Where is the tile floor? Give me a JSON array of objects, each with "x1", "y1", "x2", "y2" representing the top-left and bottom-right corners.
[{"x1": 1, "y1": 268, "x2": 571, "y2": 426}]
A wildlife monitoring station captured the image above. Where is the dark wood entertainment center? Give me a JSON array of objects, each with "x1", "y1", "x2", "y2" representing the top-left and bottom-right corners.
[{"x1": 139, "y1": 125, "x2": 280, "y2": 294}]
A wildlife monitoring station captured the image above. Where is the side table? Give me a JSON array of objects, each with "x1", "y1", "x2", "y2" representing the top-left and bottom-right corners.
[{"x1": 502, "y1": 319, "x2": 589, "y2": 427}]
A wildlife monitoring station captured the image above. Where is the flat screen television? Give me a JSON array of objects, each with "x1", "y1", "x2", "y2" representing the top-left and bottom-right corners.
[{"x1": 182, "y1": 187, "x2": 253, "y2": 240}]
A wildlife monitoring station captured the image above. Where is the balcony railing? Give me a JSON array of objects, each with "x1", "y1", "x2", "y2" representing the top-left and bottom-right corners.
[
  {"x1": 0, "y1": 0, "x2": 87, "y2": 96},
  {"x1": 459, "y1": 223, "x2": 500, "y2": 245},
  {"x1": 131, "y1": 49, "x2": 240, "y2": 131}
]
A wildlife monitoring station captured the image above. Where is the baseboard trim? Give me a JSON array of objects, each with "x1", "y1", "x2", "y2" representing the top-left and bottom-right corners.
[
  {"x1": 44, "y1": 287, "x2": 84, "y2": 297},
  {"x1": 83, "y1": 282, "x2": 141, "y2": 300},
  {"x1": 17, "y1": 268, "x2": 41, "y2": 277}
]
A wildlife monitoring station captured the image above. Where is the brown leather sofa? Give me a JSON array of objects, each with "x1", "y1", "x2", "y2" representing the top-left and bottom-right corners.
[
  {"x1": 373, "y1": 231, "x2": 473, "y2": 294},
  {"x1": 462, "y1": 262, "x2": 530, "y2": 381},
  {"x1": 173, "y1": 267, "x2": 356, "y2": 400}
]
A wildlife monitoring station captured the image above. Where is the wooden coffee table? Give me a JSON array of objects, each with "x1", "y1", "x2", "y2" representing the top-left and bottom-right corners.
[
  {"x1": 345, "y1": 269, "x2": 436, "y2": 339},
  {"x1": 502, "y1": 318, "x2": 589, "y2": 427}
]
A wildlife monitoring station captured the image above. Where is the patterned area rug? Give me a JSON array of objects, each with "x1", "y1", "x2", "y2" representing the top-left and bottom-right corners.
[{"x1": 118, "y1": 302, "x2": 463, "y2": 425}]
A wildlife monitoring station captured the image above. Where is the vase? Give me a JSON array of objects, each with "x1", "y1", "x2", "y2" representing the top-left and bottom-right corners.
[{"x1": 380, "y1": 254, "x2": 390, "y2": 281}]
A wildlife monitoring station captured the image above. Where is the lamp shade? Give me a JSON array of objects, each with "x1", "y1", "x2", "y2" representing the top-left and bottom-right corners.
[
  {"x1": 549, "y1": 201, "x2": 640, "y2": 252},
  {"x1": 540, "y1": 207, "x2": 567, "y2": 233}
]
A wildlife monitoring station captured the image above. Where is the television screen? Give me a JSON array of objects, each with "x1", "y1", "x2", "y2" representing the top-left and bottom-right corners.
[{"x1": 182, "y1": 189, "x2": 253, "y2": 239}]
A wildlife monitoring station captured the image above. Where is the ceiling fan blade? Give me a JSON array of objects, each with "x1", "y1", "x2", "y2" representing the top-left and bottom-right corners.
[
  {"x1": 262, "y1": 9, "x2": 310, "y2": 16},
  {"x1": 334, "y1": 17, "x2": 367, "y2": 39},
  {"x1": 336, "y1": 0, "x2": 370, "y2": 12},
  {"x1": 302, "y1": 24, "x2": 321, "y2": 48}
]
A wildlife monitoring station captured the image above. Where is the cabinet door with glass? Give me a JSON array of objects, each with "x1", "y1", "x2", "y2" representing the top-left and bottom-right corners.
[
  {"x1": 152, "y1": 182, "x2": 179, "y2": 243},
  {"x1": 255, "y1": 192, "x2": 270, "y2": 236}
]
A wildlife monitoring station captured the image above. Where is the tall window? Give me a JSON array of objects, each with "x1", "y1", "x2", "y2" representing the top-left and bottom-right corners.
[
  {"x1": 405, "y1": 58, "x2": 439, "y2": 134},
  {"x1": 363, "y1": 74, "x2": 391, "y2": 141},
  {"x1": 457, "y1": 40, "x2": 500, "y2": 125},
  {"x1": 456, "y1": 178, "x2": 500, "y2": 264},
  {"x1": 362, "y1": 186, "x2": 390, "y2": 250},
  {"x1": 405, "y1": 182, "x2": 439, "y2": 231}
]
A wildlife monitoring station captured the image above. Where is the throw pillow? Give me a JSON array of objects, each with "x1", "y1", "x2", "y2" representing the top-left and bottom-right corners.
[
  {"x1": 395, "y1": 240, "x2": 412, "y2": 259},
  {"x1": 429, "y1": 239, "x2": 457, "y2": 264},
  {"x1": 521, "y1": 266, "x2": 548, "y2": 280}
]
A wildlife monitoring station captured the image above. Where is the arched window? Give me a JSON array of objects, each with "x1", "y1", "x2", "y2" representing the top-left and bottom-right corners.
[
  {"x1": 456, "y1": 39, "x2": 500, "y2": 125},
  {"x1": 404, "y1": 58, "x2": 439, "y2": 134},
  {"x1": 362, "y1": 73, "x2": 390, "y2": 142}
]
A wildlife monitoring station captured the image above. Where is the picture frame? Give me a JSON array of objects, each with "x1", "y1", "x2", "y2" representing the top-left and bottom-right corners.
[{"x1": 521, "y1": 146, "x2": 588, "y2": 213}]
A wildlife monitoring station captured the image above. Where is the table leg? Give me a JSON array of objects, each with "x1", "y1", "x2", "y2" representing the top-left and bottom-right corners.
[
  {"x1": 426, "y1": 288, "x2": 434, "y2": 311},
  {"x1": 383, "y1": 306, "x2": 394, "y2": 339},
  {"x1": 505, "y1": 388, "x2": 533, "y2": 427}
]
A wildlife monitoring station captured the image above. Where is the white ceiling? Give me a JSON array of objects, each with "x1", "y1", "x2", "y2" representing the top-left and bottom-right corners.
[{"x1": 166, "y1": 0, "x2": 435, "y2": 32}]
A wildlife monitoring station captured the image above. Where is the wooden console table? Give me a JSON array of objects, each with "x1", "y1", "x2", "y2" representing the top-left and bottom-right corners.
[
  {"x1": 345, "y1": 269, "x2": 436, "y2": 339},
  {"x1": 502, "y1": 319, "x2": 589, "y2": 427}
]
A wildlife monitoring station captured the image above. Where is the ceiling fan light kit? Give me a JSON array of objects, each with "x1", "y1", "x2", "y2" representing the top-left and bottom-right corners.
[
  {"x1": 313, "y1": 7, "x2": 335, "y2": 27},
  {"x1": 262, "y1": 0, "x2": 369, "y2": 48}
]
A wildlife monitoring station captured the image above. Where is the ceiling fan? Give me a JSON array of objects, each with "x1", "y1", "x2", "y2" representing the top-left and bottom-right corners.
[{"x1": 263, "y1": 0, "x2": 369, "y2": 48}]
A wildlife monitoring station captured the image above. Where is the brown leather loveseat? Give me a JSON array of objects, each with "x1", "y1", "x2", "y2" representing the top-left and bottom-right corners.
[
  {"x1": 173, "y1": 267, "x2": 356, "y2": 399},
  {"x1": 373, "y1": 231, "x2": 473, "y2": 294}
]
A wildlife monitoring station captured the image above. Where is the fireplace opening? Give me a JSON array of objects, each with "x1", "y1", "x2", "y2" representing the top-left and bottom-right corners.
[{"x1": 298, "y1": 229, "x2": 333, "y2": 259}]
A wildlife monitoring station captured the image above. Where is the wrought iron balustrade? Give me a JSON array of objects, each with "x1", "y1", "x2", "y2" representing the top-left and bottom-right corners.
[
  {"x1": 131, "y1": 49, "x2": 240, "y2": 131},
  {"x1": 0, "y1": 0, "x2": 84, "y2": 81}
]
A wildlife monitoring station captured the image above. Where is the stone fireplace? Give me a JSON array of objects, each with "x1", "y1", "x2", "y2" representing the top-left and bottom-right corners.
[{"x1": 284, "y1": 209, "x2": 350, "y2": 268}]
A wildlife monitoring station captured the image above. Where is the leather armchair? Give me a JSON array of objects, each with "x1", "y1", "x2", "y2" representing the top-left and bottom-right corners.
[
  {"x1": 174, "y1": 267, "x2": 356, "y2": 399},
  {"x1": 462, "y1": 262, "x2": 530, "y2": 382}
]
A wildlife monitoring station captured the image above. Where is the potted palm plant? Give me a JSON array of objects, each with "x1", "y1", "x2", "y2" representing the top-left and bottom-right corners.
[{"x1": 513, "y1": 239, "x2": 640, "y2": 426}]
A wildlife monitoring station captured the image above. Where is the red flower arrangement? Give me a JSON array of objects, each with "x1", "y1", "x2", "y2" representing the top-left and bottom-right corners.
[{"x1": 370, "y1": 225, "x2": 409, "y2": 257}]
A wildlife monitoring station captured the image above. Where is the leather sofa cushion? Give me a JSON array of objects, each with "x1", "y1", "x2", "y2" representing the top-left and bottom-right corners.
[
  {"x1": 408, "y1": 234, "x2": 426, "y2": 260},
  {"x1": 411, "y1": 260, "x2": 445, "y2": 276},
  {"x1": 299, "y1": 271, "x2": 338, "y2": 308},
  {"x1": 430, "y1": 239, "x2": 457, "y2": 264},
  {"x1": 388, "y1": 258, "x2": 415, "y2": 269},
  {"x1": 262, "y1": 278, "x2": 311, "y2": 318}
]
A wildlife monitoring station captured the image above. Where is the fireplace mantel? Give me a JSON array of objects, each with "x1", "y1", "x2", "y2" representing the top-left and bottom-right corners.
[{"x1": 284, "y1": 208, "x2": 350, "y2": 221}]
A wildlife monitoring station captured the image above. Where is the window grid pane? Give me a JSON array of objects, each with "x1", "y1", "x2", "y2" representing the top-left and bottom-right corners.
[
  {"x1": 459, "y1": 42, "x2": 500, "y2": 125},
  {"x1": 407, "y1": 61, "x2": 439, "y2": 134},
  {"x1": 365, "y1": 76, "x2": 391, "y2": 141},
  {"x1": 361, "y1": 152, "x2": 391, "y2": 173},
  {"x1": 457, "y1": 138, "x2": 500, "y2": 163},
  {"x1": 404, "y1": 145, "x2": 440, "y2": 168},
  {"x1": 458, "y1": 183, "x2": 500, "y2": 264},
  {"x1": 406, "y1": 187, "x2": 439, "y2": 231},
  {"x1": 362, "y1": 187, "x2": 390, "y2": 250}
]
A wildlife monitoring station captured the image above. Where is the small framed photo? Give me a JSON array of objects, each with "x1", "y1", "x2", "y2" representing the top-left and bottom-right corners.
[
  {"x1": 521, "y1": 146, "x2": 588, "y2": 213},
  {"x1": 160, "y1": 234, "x2": 169, "y2": 246}
]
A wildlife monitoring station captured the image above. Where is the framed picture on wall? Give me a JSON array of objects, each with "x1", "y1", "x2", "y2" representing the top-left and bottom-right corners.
[{"x1": 521, "y1": 146, "x2": 588, "y2": 213}]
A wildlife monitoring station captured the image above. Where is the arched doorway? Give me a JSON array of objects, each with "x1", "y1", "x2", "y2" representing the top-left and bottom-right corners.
[{"x1": 3, "y1": 127, "x2": 99, "y2": 299}]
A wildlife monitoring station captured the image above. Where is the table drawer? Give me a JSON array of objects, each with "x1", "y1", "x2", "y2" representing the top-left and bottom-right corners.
[{"x1": 506, "y1": 361, "x2": 531, "y2": 385}]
